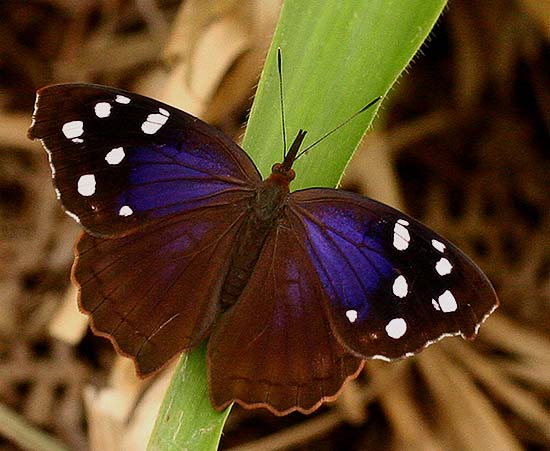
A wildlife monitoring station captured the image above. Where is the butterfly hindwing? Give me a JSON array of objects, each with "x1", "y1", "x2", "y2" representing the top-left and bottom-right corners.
[
  {"x1": 28, "y1": 83, "x2": 260, "y2": 237},
  {"x1": 74, "y1": 198, "x2": 250, "y2": 376},
  {"x1": 288, "y1": 189, "x2": 498, "y2": 360},
  {"x1": 207, "y1": 217, "x2": 363, "y2": 415}
]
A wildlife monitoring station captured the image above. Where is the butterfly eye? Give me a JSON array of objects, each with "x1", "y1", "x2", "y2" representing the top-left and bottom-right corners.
[
  {"x1": 270, "y1": 163, "x2": 296, "y2": 181},
  {"x1": 271, "y1": 163, "x2": 283, "y2": 173}
]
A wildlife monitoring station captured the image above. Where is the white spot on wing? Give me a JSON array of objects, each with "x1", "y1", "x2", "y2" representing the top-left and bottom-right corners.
[
  {"x1": 105, "y1": 147, "x2": 125, "y2": 165},
  {"x1": 432, "y1": 239, "x2": 446, "y2": 252},
  {"x1": 345, "y1": 309, "x2": 358, "y2": 323},
  {"x1": 392, "y1": 275, "x2": 408, "y2": 298},
  {"x1": 373, "y1": 297, "x2": 498, "y2": 361},
  {"x1": 62, "y1": 121, "x2": 83, "y2": 140},
  {"x1": 65, "y1": 209, "x2": 81, "y2": 223},
  {"x1": 435, "y1": 257, "x2": 453, "y2": 275},
  {"x1": 386, "y1": 318, "x2": 407, "y2": 339},
  {"x1": 141, "y1": 110, "x2": 169, "y2": 135},
  {"x1": 119, "y1": 205, "x2": 133, "y2": 217},
  {"x1": 115, "y1": 95, "x2": 131, "y2": 104},
  {"x1": 94, "y1": 102, "x2": 111, "y2": 118},
  {"x1": 397, "y1": 219, "x2": 409, "y2": 226},
  {"x1": 432, "y1": 299, "x2": 441, "y2": 311},
  {"x1": 77, "y1": 174, "x2": 96, "y2": 196},
  {"x1": 393, "y1": 222, "x2": 410, "y2": 250},
  {"x1": 437, "y1": 290, "x2": 457, "y2": 312}
]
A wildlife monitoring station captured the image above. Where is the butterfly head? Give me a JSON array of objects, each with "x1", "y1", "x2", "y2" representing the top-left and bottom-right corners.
[
  {"x1": 270, "y1": 163, "x2": 296, "y2": 183},
  {"x1": 267, "y1": 129, "x2": 307, "y2": 187}
]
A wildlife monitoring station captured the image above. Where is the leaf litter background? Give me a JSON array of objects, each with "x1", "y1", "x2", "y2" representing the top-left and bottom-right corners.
[{"x1": 0, "y1": 1, "x2": 549, "y2": 450}]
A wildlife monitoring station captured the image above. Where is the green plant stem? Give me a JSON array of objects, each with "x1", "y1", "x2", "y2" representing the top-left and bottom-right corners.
[{"x1": 147, "y1": 1, "x2": 447, "y2": 450}]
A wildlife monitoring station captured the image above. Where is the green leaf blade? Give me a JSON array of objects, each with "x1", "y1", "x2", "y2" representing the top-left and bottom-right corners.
[
  {"x1": 244, "y1": 0, "x2": 447, "y2": 190},
  {"x1": 147, "y1": 1, "x2": 447, "y2": 449},
  {"x1": 147, "y1": 345, "x2": 230, "y2": 451}
]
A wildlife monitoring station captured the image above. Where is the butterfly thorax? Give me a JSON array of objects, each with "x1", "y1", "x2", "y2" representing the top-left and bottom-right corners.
[
  {"x1": 220, "y1": 175, "x2": 291, "y2": 309},
  {"x1": 220, "y1": 131, "x2": 306, "y2": 309}
]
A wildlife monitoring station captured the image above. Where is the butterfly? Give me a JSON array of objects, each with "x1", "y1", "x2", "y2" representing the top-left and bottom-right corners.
[{"x1": 28, "y1": 83, "x2": 498, "y2": 416}]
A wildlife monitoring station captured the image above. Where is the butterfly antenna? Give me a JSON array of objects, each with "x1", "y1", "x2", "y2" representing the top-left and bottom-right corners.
[
  {"x1": 295, "y1": 96, "x2": 382, "y2": 160},
  {"x1": 277, "y1": 48, "x2": 288, "y2": 159}
]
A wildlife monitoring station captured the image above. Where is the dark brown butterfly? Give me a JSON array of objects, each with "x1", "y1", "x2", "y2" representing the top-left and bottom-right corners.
[{"x1": 28, "y1": 82, "x2": 498, "y2": 415}]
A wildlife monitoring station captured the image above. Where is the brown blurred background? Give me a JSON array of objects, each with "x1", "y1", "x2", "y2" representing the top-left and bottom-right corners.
[{"x1": 0, "y1": 1, "x2": 548, "y2": 450}]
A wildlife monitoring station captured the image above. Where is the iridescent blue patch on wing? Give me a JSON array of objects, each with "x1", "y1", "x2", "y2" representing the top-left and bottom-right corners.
[{"x1": 297, "y1": 206, "x2": 393, "y2": 319}]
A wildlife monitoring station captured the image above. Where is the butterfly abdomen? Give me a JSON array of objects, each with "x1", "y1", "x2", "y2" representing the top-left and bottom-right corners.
[{"x1": 220, "y1": 179, "x2": 289, "y2": 309}]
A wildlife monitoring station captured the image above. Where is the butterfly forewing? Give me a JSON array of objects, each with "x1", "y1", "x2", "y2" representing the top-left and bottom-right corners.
[
  {"x1": 207, "y1": 219, "x2": 363, "y2": 415},
  {"x1": 288, "y1": 189, "x2": 498, "y2": 360},
  {"x1": 28, "y1": 84, "x2": 260, "y2": 237}
]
